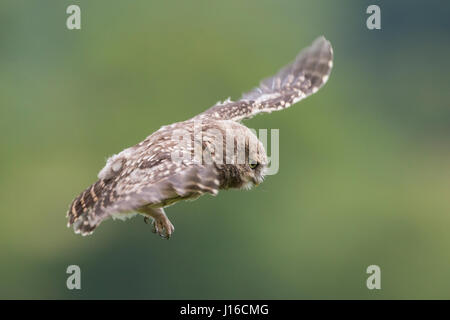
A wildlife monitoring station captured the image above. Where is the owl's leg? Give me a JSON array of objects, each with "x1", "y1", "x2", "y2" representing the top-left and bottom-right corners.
[{"x1": 138, "y1": 207, "x2": 174, "y2": 239}]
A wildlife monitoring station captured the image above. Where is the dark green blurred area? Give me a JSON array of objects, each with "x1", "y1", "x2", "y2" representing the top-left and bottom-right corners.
[{"x1": 1, "y1": 0, "x2": 450, "y2": 299}]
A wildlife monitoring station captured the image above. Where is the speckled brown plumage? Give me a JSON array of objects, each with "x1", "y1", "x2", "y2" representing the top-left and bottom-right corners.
[{"x1": 67, "y1": 36, "x2": 334, "y2": 237}]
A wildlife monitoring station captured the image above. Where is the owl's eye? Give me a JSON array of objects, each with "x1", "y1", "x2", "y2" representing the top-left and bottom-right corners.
[{"x1": 249, "y1": 162, "x2": 259, "y2": 169}]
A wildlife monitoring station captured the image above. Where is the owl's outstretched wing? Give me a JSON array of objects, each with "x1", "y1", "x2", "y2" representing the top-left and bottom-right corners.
[
  {"x1": 67, "y1": 144, "x2": 220, "y2": 236},
  {"x1": 195, "y1": 36, "x2": 333, "y2": 122}
]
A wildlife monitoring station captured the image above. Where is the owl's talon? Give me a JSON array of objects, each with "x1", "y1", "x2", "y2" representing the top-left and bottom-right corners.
[
  {"x1": 138, "y1": 207, "x2": 174, "y2": 239},
  {"x1": 151, "y1": 220, "x2": 157, "y2": 233},
  {"x1": 150, "y1": 216, "x2": 174, "y2": 239}
]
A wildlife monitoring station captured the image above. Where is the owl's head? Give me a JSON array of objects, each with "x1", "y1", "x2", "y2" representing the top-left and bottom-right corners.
[
  {"x1": 239, "y1": 133, "x2": 268, "y2": 190},
  {"x1": 212, "y1": 123, "x2": 268, "y2": 190}
]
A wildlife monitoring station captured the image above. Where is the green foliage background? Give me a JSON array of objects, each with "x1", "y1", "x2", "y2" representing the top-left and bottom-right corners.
[{"x1": 1, "y1": 0, "x2": 450, "y2": 299}]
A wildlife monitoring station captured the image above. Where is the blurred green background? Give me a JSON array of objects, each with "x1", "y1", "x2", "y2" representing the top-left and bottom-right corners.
[{"x1": 1, "y1": 0, "x2": 449, "y2": 299}]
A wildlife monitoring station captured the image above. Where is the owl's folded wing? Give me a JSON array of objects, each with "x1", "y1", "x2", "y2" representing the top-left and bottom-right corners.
[
  {"x1": 195, "y1": 36, "x2": 333, "y2": 122},
  {"x1": 67, "y1": 164, "x2": 220, "y2": 236}
]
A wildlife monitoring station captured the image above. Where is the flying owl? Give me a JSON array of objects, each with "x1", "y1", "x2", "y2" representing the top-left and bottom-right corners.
[{"x1": 67, "y1": 36, "x2": 334, "y2": 238}]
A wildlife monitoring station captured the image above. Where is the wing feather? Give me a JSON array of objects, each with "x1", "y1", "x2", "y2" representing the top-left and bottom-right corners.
[
  {"x1": 68, "y1": 164, "x2": 220, "y2": 235},
  {"x1": 195, "y1": 36, "x2": 333, "y2": 122}
]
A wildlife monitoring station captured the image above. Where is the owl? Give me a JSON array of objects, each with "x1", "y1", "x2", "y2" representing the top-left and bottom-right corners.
[{"x1": 67, "y1": 36, "x2": 333, "y2": 238}]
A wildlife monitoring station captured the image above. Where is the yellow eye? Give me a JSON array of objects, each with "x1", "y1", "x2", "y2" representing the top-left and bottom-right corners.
[{"x1": 249, "y1": 162, "x2": 259, "y2": 169}]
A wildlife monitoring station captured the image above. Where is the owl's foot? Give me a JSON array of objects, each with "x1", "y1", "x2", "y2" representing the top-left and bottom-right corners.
[
  {"x1": 139, "y1": 207, "x2": 174, "y2": 239},
  {"x1": 151, "y1": 215, "x2": 175, "y2": 239}
]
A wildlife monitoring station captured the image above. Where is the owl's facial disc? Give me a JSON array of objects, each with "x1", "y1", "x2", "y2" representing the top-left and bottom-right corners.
[
  {"x1": 243, "y1": 138, "x2": 268, "y2": 188},
  {"x1": 240, "y1": 157, "x2": 267, "y2": 190},
  {"x1": 239, "y1": 167, "x2": 265, "y2": 190},
  {"x1": 251, "y1": 163, "x2": 266, "y2": 186}
]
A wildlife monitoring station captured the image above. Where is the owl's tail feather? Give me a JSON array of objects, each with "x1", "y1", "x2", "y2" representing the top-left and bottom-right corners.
[{"x1": 67, "y1": 179, "x2": 107, "y2": 236}]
